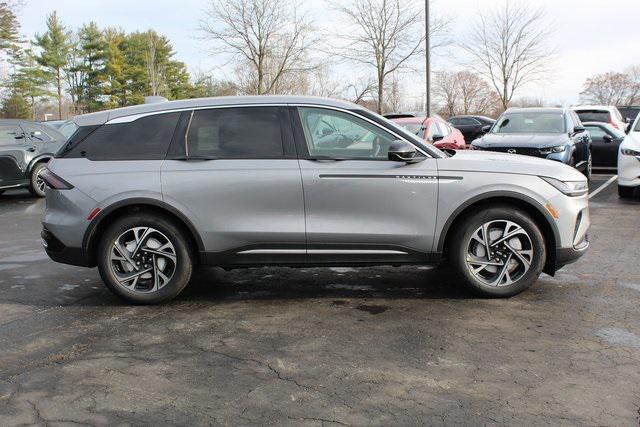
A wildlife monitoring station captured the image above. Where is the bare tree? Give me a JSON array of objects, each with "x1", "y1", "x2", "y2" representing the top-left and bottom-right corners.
[
  {"x1": 333, "y1": 0, "x2": 448, "y2": 114},
  {"x1": 433, "y1": 71, "x2": 458, "y2": 116},
  {"x1": 581, "y1": 67, "x2": 640, "y2": 106},
  {"x1": 342, "y1": 76, "x2": 377, "y2": 104},
  {"x1": 456, "y1": 71, "x2": 493, "y2": 114},
  {"x1": 433, "y1": 70, "x2": 493, "y2": 116},
  {"x1": 200, "y1": 0, "x2": 316, "y2": 95},
  {"x1": 463, "y1": 1, "x2": 553, "y2": 109}
]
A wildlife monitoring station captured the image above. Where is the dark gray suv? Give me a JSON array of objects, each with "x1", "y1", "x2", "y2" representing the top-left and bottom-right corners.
[
  {"x1": 0, "y1": 119, "x2": 66, "y2": 197},
  {"x1": 42, "y1": 96, "x2": 590, "y2": 304}
]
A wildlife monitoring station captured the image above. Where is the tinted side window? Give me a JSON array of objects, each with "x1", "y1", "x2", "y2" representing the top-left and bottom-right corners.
[
  {"x1": 65, "y1": 113, "x2": 180, "y2": 160},
  {"x1": 187, "y1": 107, "x2": 285, "y2": 159},
  {"x1": 0, "y1": 125, "x2": 22, "y2": 146},
  {"x1": 585, "y1": 126, "x2": 606, "y2": 139}
]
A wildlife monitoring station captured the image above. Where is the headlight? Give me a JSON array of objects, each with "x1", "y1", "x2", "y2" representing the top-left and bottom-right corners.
[
  {"x1": 621, "y1": 148, "x2": 640, "y2": 156},
  {"x1": 539, "y1": 145, "x2": 566, "y2": 155},
  {"x1": 540, "y1": 177, "x2": 588, "y2": 197}
]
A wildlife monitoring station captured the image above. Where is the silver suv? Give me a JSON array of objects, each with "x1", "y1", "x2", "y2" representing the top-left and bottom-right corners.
[{"x1": 41, "y1": 96, "x2": 590, "y2": 304}]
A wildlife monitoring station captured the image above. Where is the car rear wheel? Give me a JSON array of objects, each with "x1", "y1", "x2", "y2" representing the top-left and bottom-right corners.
[
  {"x1": 618, "y1": 185, "x2": 636, "y2": 199},
  {"x1": 97, "y1": 213, "x2": 193, "y2": 304},
  {"x1": 29, "y1": 163, "x2": 47, "y2": 197},
  {"x1": 449, "y1": 206, "x2": 546, "y2": 297}
]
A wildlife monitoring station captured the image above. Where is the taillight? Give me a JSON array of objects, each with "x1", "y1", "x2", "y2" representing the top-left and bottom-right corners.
[{"x1": 40, "y1": 168, "x2": 74, "y2": 190}]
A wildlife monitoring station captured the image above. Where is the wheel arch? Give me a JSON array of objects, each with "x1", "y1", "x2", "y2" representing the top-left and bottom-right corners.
[
  {"x1": 83, "y1": 198, "x2": 205, "y2": 267},
  {"x1": 438, "y1": 192, "x2": 560, "y2": 275},
  {"x1": 27, "y1": 154, "x2": 54, "y2": 174}
]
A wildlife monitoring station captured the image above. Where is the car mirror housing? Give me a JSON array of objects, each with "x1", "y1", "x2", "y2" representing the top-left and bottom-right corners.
[
  {"x1": 573, "y1": 125, "x2": 586, "y2": 134},
  {"x1": 388, "y1": 140, "x2": 420, "y2": 162},
  {"x1": 602, "y1": 134, "x2": 613, "y2": 143},
  {"x1": 481, "y1": 125, "x2": 492, "y2": 133}
]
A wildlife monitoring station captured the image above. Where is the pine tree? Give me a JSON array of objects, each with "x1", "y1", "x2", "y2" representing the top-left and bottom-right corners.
[{"x1": 33, "y1": 11, "x2": 72, "y2": 119}]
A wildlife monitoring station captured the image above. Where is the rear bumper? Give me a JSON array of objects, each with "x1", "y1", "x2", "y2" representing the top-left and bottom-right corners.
[{"x1": 41, "y1": 228, "x2": 91, "y2": 267}]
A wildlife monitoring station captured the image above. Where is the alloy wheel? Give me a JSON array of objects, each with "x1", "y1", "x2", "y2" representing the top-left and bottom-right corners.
[
  {"x1": 465, "y1": 220, "x2": 534, "y2": 287},
  {"x1": 35, "y1": 169, "x2": 46, "y2": 195},
  {"x1": 109, "y1": 227, "x2": 177, "y2": 293}
]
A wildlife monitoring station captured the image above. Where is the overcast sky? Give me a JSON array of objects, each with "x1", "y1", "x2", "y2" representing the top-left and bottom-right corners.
[{"x1": 16, "y1": 0, "x2": 640, "y2": 106}]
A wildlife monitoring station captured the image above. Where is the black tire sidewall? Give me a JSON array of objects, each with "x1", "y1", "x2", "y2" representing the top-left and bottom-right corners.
[
  {"x1": 97, "y1": 213, "x2": 193, "y2": 304},
  {"x1": 450, "y1": 206, "x2": 546, "y2": 297},
  {"x1": 618, "y1": 185, "x2": 636, "y2": 199},
  {"x1": 29, "y1": 163, "x2": 47, "y2": 197}
]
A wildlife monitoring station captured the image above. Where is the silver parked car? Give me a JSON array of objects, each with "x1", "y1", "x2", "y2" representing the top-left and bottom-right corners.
[{"x1": 41, "y1": 96, "x2": 590, "y2": 304}]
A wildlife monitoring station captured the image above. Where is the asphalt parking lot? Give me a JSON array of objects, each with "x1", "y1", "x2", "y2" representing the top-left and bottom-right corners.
[{"x1": 0, "y1": 174, "x2": 638, "y2": 426}]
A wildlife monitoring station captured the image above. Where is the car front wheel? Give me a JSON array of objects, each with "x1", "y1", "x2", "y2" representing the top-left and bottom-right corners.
[
  {"x1": 618, "y1": 185, "x2": 636, "y2": 199},
  {"x1": 449, "y1": 206, "x2": 546, "y2": 297},
  {"x1": 97, "y1": 212, "x2": 194, "y2": 304}
]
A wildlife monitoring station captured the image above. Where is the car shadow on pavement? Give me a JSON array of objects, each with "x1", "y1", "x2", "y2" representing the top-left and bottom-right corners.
[{"x1": 177, "y1": 265, "x2": 474, "y2": 303}]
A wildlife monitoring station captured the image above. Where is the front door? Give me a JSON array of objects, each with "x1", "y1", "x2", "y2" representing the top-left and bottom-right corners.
[
  {"x1": 0, "y1": 124, "x2": 30, "y2": 188},
  {"x1": 161, "y1": 106, "x2": 306, "y2": 264},
  {"x1": 293, "y1": 106, "x2": 439, "y2": 263}
]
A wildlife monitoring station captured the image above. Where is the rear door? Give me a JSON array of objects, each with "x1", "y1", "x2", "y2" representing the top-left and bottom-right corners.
[
  {"x1": 293, "y1": 106, "x2": 439, "y2": 263},
  {"x1": 0, "y1": 124, "x2": 30, "y2": 187},
  {"x1": 161, "y1": 106, "x2": 306, "y2": 264}
]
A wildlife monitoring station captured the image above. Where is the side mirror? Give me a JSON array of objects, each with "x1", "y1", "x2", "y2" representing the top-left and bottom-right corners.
[
  {"x1": 626, "y1": 118, "x2": 631, "y2": 123},
  {"x1": 573, "y1": 125, "x2": 586, "y2": 134},
  {"x1": 431, "y1": 134, "x2": 444, "y2": 143},
  {"x1": 388, "y1": 140, "x2": 419, "y2": 162},
  {"x1": 481, "y1": 125, "x2": 492, "y2": 133},
  {"x1": 602, "y1": 134, "x2": 613, "y2": 143}
]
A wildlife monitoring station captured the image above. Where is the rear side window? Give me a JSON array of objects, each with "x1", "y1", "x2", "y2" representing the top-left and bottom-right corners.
[
  {"x1": 576, "y1": 110, "x2": 610, "y2": 123},
  {"x1": 186, "y1": 107, "x2": 285, "y2": 159},
  {"x1": 63, "y1": 112, "x2": 180, "y2": 160}
]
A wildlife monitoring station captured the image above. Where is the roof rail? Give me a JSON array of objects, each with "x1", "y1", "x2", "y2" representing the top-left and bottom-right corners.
[{"x1": 144, "y1": 96, "x2": 168, "y2": 104}]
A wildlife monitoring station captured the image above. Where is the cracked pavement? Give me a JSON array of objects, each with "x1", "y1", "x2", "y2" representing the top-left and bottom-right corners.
[{"x1": 0, "y1": 174, "x2": 639, "y2": 425}]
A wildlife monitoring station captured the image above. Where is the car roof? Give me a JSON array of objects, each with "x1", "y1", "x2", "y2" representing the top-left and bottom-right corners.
[
  {"x1": 503, "y1": 107, "x2": 566, "y2": 114},
  {"x1": 74, "y1": 96, "x2": 362, "y2": 126},
  {"x1": 572, "y1": 105, "x2": 616, "y2": 111}
]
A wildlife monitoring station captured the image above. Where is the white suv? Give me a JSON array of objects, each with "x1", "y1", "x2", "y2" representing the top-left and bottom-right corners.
[
  {"x1": 618, "y1": 114, "x2": 640, "y2": 198},
  {"x1": 573, "y1": 105, "x2": 629, "y2": 133}
]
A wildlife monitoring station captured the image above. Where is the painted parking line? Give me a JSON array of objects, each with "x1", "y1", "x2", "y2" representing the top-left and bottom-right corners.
[{"x1": 589, "y1": 175, "x2": 617, "y2": 199}]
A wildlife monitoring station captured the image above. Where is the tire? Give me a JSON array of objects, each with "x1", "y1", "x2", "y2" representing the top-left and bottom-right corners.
[
  {"x1": 0, "y1": 190, "x2": 4, "y2": 196},
  {"x1": 618, "y1": 185, "x2": 636, "y2": 199},
  {"x1": 29, "y1": 163, "x2": 48, "y2": 197},
  {"x1": 97, "y1": 212, "x2": 194, "y2": 304},
  {"x1": 583, "y1": 150, "x2": 592, "y2": 180},
  {"x1": 449, "y1": 206, "x2": 546, "y2": 298}
]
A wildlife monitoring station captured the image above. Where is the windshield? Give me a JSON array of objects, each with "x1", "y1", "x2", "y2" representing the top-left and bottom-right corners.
[
  {"x1": 397, "y1": 123, "x2": 424, "y2": 136},
  {"x1": 576, "y1": 110, "x2": 610, "y2": 123},
  {"x1": 58, "y1": 121, "x2": 79, "y2": 140},
  {"x1": 492, "y1": 113, "x2": 565, "y2": 134}
]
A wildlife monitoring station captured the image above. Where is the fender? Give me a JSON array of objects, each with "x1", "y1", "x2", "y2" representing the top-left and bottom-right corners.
[
  {"x1": 27, "y1": 154, "x2": 54, "y2": 173},
  {"x1": 82, "y1": 197, "x2": 206, "y2": 264},
  {"x1": 436, "y1": 190, "x2": 561, "y2": 253}
]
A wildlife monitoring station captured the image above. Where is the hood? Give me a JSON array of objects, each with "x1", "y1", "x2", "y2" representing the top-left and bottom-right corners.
[
  {"x1": 621, "y1": 132, "x2": 640, "y2": 149},
  {"x1": 473, "y1": 133, "x2": 568, "y2": 148},
  {"x1": 438, "y1": 150, "x2": 586, "y2": 182}
]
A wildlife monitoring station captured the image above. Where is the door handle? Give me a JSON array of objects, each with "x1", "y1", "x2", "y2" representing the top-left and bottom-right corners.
[{"x1": 26, "y1": 147, "x2": 36, "y2": 152}]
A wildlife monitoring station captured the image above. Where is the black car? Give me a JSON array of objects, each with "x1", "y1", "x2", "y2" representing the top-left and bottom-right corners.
[
  {"x1": 448, "y1": 115, "x2": 495, "y2": 142},
  {"x1": 471, "y1": 108, "x2": 592, "y2": 178},
  {"x1": 0, "y1": 119, "x2": 66, "y2": 197},
  {"x1": 583, "y1": 122, "x2": 625, "y2": 169}
]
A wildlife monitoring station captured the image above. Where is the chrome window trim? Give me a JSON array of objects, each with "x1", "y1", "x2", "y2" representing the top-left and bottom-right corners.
[{"x1": 104, "y1": 102, "x2": 433, "y2": 158}]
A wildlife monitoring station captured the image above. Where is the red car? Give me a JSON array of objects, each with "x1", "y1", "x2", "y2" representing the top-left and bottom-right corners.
[{"x1": 391, "y1": 116, "x2": 466, "y2": 150}]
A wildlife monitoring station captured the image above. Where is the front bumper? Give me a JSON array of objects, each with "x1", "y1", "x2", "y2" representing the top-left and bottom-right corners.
[
  {"x1": 618, "y1": 152, "x2": 640, "y2": 187},
  {"x1": 556, "y1": 238, "x2": 589, "y2": 268}
]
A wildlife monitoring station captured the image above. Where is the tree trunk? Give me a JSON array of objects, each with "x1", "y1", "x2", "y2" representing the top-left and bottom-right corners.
[
  {"x1": 57, "y1": 68, "x2": 63, "y2": 120},
  {"x1": 377, "y1": 75, "x2": 384, "y2": 115}
]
